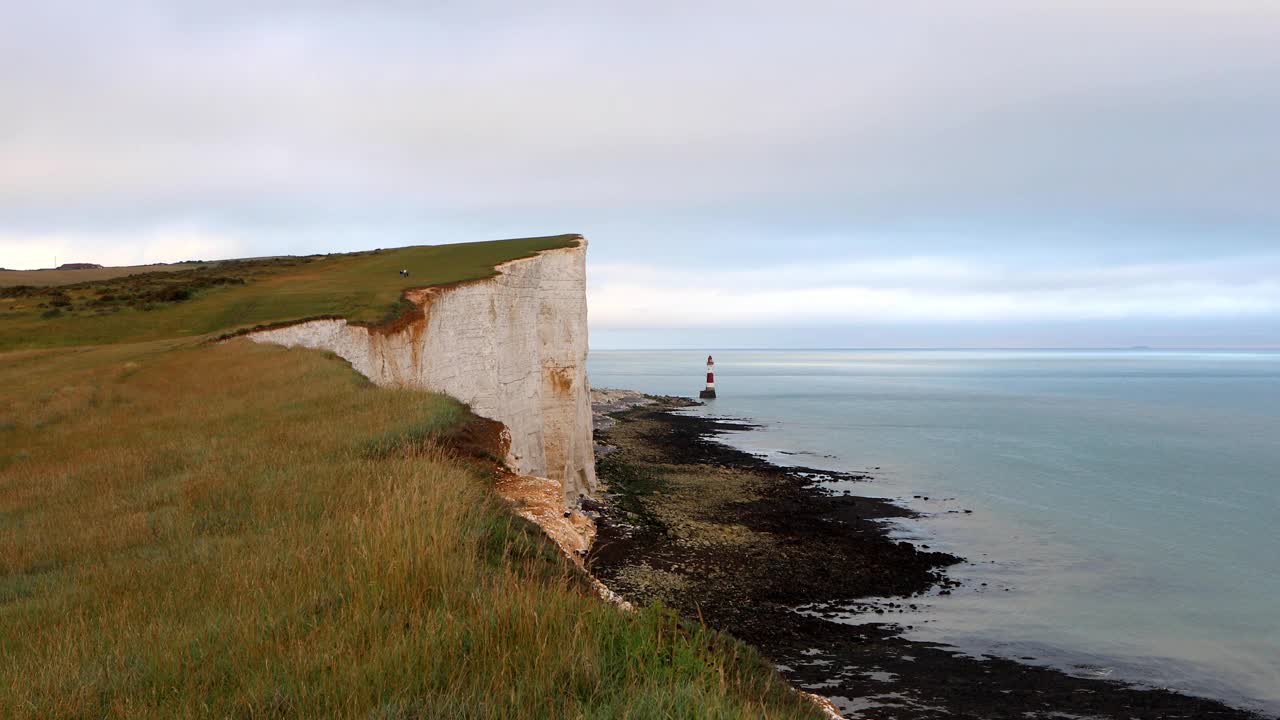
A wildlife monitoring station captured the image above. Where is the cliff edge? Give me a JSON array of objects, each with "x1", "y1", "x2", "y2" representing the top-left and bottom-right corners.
[{"x1": 246, "y1": 237, "x2": 596, "y2": 501}]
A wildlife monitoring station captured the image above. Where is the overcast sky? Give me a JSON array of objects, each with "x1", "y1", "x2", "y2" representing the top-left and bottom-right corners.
[{"x1": 3, "y1": 1, "x2": 1279, "y2": 347}]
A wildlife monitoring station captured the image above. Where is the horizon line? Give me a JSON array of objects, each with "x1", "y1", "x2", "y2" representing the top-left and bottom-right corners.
[{"x1": 589, "y1": 346, "x2": 1280, "y2": 352}]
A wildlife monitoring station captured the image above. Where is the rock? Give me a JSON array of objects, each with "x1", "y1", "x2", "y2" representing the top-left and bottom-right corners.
[{"x1": 577, "y1": 494, "x2": 607, "y2": 513}]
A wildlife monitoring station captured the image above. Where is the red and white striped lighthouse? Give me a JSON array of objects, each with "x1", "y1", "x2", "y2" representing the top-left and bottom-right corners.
[{"x1": 699, "y1": 355, "x2": 717, "y2": 399}]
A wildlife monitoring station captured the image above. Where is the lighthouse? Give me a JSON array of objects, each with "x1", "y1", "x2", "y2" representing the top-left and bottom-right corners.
[{"x1": 699, "y1": 355, "x2": 717, "y2": 399}]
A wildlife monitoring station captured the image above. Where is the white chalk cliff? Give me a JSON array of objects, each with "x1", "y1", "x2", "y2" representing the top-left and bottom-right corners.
[{"x1": 246, "y1": 238, "x2": 596, "y2": 501}]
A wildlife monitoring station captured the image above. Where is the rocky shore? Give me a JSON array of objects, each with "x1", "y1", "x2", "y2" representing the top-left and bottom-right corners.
[{"x1": 586, "y1": 392, "x2": 1270, "y2": 720}]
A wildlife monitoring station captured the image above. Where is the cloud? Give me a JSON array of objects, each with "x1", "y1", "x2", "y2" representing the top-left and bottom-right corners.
[
  {"x1": 587, "y1": 255, "x2": 1280, "y2": 327},
  {"x1": 0, "y1": 226, "x2": 246, "y2": 270},
  {"x1": 2, "y1": 1, "x2": 1279, "y2": 222}
]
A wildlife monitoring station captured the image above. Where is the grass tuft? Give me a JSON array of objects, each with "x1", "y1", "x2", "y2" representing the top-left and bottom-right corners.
[{"x1": 360, "y1": 402, "x2": 469, "y2": 459}]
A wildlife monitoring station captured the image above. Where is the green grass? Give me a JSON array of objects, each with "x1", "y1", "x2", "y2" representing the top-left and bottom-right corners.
[
  {"x1": 0, "y1": 235, "x2": 579, "y2": 351},
  {"x1": 0, "y1": 237, "x2": 823, "y2": 719}
]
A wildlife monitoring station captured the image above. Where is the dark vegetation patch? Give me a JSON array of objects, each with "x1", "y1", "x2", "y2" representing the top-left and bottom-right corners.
[
  {"x1": 593, "y1": 454, "x2": 668, "y2": 532},
  {"x1": 361, "y1": 402, "x2": 470, "y2": 460},
  {"x1": 377, "y1": 295, "x2": 421, "y2": 328}
]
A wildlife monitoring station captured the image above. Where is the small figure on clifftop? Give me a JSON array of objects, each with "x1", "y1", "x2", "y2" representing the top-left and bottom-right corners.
[
  {"x1": 399, "y1": 268, "x2": 410, "y2": 278},
  {"x1": 700, "y1": 355, "x2": 717, "y2": 399}
]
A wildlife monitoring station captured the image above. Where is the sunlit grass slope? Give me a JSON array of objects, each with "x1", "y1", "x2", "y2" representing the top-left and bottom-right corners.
[
  {"x1": 0, "y1": 235, "x2": 578, "y2": 351},
  {"x1": 0, "y1": 339, "x2": 820, "y2": 719},
  {"x1": 0, "y1": 235, "x2": 820, "y2": 718}
]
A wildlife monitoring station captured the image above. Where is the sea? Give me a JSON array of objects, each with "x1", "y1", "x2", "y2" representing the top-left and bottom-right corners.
[{"x1": 588, "y1": 349, "x2": 1280, "y2": 716}]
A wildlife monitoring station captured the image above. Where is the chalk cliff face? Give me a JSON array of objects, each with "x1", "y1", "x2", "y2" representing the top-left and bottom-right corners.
[{"x1": 247, "y1": 239, "x2": 595, "y2": 500}]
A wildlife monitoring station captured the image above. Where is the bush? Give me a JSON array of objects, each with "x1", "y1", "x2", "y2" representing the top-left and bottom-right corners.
[{"x1": 137, "y1": 286, "x2": 188, "y2": 303}]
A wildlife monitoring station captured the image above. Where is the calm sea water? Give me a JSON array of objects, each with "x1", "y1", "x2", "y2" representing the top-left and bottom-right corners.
[{"x1": 588, "y1": 349, "x2": 1280, "y2": 715}]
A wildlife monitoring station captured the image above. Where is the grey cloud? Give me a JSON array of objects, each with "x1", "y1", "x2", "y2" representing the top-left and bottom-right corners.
[
  {"x1": 4, "y1": 1, "x2": 1279, "y2": 221},
  {"x1": 591, "y1": 317, "x2": 1280, "y2": 350},
  {"x1": 595, "y1": 253, "x2": 1280, "y2": 295},
  {"x1": 587, "y1": 253, "x2": 1280, "y2": 332}
]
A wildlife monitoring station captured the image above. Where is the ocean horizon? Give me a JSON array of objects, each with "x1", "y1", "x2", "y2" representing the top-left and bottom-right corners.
[
  {"x1": 588, "y1": 348, "x2": 1280, "y2": 716},
  {"x1": 592, "y1": 346, "x2": 1280, "y2": 352}
]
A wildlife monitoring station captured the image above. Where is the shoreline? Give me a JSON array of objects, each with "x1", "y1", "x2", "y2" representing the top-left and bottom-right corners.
[{"x1": 586, "y1": 391, "x2": 1271, "y2": 720}]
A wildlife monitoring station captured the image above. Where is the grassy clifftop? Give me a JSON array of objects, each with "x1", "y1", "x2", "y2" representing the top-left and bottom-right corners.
[
  {"x1": 0, "y1": 234, "x2": 578, "y2": 351},
  {"x1": 0, "y1": 237, "x2": 822, "y2": 719}
]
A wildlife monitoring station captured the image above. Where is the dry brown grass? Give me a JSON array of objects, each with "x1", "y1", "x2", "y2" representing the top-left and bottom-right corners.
[
  {"x1": 0, "y1": 340, "x2": 820, "y2": 719},
  {"x1": 0, "y1": 263, "x2": 205, "y2": 288}
]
